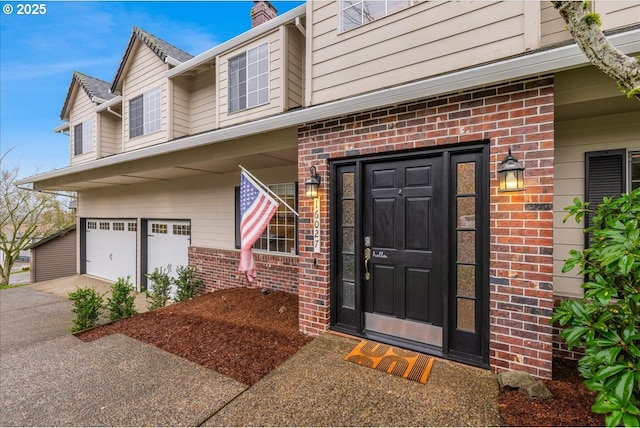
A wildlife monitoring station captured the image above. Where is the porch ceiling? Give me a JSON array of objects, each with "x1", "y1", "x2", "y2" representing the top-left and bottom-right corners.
[{"x1": 33, "y1": 133, "x2": 297, "y2": 192}]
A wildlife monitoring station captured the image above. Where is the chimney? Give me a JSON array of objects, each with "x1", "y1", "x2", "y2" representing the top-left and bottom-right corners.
[{"x1": 251, "y1": 1, "x2": 277, "y2": 28}]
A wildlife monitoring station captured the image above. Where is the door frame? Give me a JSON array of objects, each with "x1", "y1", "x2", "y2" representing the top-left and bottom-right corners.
[{"x1": 329, "y1": 142, "x2": 490, "y2": 368}]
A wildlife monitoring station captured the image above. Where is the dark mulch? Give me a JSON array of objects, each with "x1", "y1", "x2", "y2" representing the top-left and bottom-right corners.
[
  {"x1": 78, "y1": 287, "x2": 312, "y2": 386},
  {"x1": 498, "y1": 358, "x2": 605, "y2": 426},
  {"x1": 80, "y1": 287, "x2": 603, "y2": 426}
]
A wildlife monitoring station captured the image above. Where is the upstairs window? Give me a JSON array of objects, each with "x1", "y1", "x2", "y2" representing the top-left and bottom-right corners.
[
  {"x1": 228, "y1": 43, "x2": 269, "y2": 113},
  {"x1": 340, "y1": 0, "x2": 417, "y2": 32},
  {"x1": 73, "y1": 119, "x2": 94, "y2": 156},
  {"x1": 129, "y1": 86, "x2": 161, "y2": 138}
]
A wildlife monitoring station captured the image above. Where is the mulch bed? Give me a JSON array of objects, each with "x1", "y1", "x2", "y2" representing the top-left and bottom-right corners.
[
  {"x1": 79, "y1": 287, "x2": 604, "y2": 426},
  {"x1": 78, "y1": 287, "x2": 312, "y2": 386}
]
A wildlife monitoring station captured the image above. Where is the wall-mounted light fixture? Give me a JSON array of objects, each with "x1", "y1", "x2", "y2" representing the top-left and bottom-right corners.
[
  {"x1": 498, "y1": 147, "x2": 525, "y2": 192},
  {"x1": 305, "y1": 166, "x2": 321, "y2": 198}
]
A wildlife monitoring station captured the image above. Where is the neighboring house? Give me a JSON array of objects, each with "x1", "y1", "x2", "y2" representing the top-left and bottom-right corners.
[
  {"x1": 28, "y1": 226, "x2": 77, "y2": 283},
  {"x1": 16, "y1": 1, "x2": 639, "y2": 378}
]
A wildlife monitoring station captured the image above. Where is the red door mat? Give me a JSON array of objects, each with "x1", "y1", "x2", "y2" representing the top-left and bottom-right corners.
[{"x1": 344, "y1": 340, "x2": 435, "y2": 384}]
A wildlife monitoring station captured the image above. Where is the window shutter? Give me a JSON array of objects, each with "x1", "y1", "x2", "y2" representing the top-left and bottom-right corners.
[{"x1": 584, "y1": 149, "x2": 625, "y2": 245}]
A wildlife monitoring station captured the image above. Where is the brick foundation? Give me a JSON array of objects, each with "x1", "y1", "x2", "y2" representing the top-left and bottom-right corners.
[
  {"x1": 188, "y1": 246, "x2": 299, "y2": 294},
  {"x1": 552, "y1": 296, "x2": 586, "y2": 361},
  {"x1": 297, "y1": 76, "x2": 555, "y2": 378}
]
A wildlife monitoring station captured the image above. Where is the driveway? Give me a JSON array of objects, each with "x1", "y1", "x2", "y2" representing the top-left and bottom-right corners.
[
  {"x1": 0, "y1": 285, "x2": 246, "y2": 426},
  {"x1": 0, "y1": 276, "x2": 501, "y2": 426}
]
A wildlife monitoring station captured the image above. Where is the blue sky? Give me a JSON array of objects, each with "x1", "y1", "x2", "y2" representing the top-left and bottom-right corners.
[{"x1": 0, "y1": 0, "x2": 303, "y2": 178}]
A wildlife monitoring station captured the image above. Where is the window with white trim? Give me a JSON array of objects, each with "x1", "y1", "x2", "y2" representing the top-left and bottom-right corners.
[
  {"x1": 235, "y1": 182, "x2": 297, "y2": 254},
  {"x1": 629, "y1": 151, "x2": 640, "y2": 191},
  {"x1": 73, "y1": 118, "x2": 94, "y2": 156},
  {"x1": 228, "y1": 43, "x2": 269, "y2": 113},
  {"x1": 129, "y1": 86, "x2": 161, "y2": 138},
  {"x1": 340, "y1": 0, "x2": 417, "y2": 32}
]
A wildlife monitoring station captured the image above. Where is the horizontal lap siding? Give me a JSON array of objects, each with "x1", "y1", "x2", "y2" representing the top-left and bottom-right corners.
[
  {"x1": 540, "y1": 2, "x2": 571, "y2": 46},
  {"x1": 553, "y1": 111, "x2": 640, "y2": 297},
  {"x1": 309, "y1": 1, "x2": 527, "y2": 105},
  {"x1": 100, "y1": 114, "x2": 121, "y2": 158},
  {"x1": 69, "y1": 89, "x2": 96, "y2": 166},
  {"x1": 190, "y1": 70, "x2": 216, "y2": 134},
  {"x1": 122, "y1": 41, "x2": 168, "y2": 151},
  {"x1": 77, "y1": 165, "x2": 297, "y2": 250},
  {"x1": 173, "y1": 78, "x2": 190, "y2": 139},
  {"x1": 218, "y1": 30, "x2": 283, "y2": 127},
  {"x1": 596, "y1": 1, "x2": 640, "y2": 30},
  {"x1": 287, "y1": 25, "x2": 305, "y2": 109},
  {"x1": 32, "y1": 230, "x2": 77, "y2": 282}
]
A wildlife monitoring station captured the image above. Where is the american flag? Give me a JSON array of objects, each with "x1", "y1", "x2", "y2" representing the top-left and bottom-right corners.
[{"x1": 238, "y1": 171, "x2": 278, "y2": 283}]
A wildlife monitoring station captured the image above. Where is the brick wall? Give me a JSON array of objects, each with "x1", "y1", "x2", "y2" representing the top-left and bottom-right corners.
[
  {"x1": 297, "y1": 76, "x2": 555, "y2": 378},
  {"x1": 188, "y1": 246, "x2": 298, "y2": 294}
]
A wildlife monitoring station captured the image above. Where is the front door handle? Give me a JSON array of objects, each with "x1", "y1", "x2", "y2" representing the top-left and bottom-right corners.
[{"x1": 364, "y1": 247, "x2": 371, "y2": 280}]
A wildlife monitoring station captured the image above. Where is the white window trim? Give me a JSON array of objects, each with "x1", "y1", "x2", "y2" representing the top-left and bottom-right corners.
[
  {"x1": 339, "y1": 0, "x2": 419, "y2": 33},
  {"x1": 74, "y1": 118, "x2": 94, "y2": 156},
  {"x1": 228, "y1": 42, "x2": 270, "y2": 114},
  {"x1": 629, "y1": 149, "x2": 640, "y2": 192},
  {"x1": 129, "y1": 86, "x2": 162, "y2": 139}
]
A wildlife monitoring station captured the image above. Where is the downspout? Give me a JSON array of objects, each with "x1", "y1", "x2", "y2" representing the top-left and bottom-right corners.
[
  {"x1": 295, "y1": 16, "x2": 305, "y2": 36},
  {"x1": 106, "y1": 107, "x2": 122, "y2": 118}
]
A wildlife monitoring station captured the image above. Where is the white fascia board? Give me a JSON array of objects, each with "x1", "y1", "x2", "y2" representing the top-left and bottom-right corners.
[
  {"x1": 53, "y1": 123, "x2": 70, "y2": 133},
  {"x1": 167, "y1": 4, "x2": 306, "y2": 78},
  {"x1": 16, "y1": 28, "x2": 640, "y2": 187},
  {"x1": 95, "y1": 95, "x2": 122, "y2": 112}
]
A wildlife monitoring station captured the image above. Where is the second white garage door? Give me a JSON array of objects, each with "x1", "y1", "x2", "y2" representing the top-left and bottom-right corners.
[
  {"x1": 146, "y1": 220, "x2": 191, "y2": 283},
  {"x1": 85, "y1": 219, "x2": 137, "y2": 286}
]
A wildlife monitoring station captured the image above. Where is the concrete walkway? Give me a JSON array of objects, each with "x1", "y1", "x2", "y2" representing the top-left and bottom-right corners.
[{"x1": 0, "y1": 276, "x2": 501, "y2": 427}]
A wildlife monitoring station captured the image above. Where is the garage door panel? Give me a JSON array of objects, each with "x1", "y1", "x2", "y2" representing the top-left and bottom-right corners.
[
  {"x1": 147, "y1": 220, "x2": 190, "y2": 296},
  {"x1": 85, "y1": 219, "x2": 137, "y2": 286}
]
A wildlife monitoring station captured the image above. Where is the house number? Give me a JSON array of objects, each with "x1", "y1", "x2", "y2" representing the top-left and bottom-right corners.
[{"x1": 313, "y1": 197, "x2": 321, "y2": 253}]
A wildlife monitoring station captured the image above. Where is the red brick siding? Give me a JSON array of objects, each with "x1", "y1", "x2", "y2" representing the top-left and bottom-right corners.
[
  {"x1": 188, "y1": 246, "x2": 298, "y2": 294},
  {"x1": 553, "y1": 296, "x2": 586, "y2": 360},
  {"x1": 297, "y1": 76, "x2": 555, "y2": 378}
]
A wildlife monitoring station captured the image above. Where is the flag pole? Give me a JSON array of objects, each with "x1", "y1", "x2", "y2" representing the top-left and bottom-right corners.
[{"x1": 239, "y1": 165, "x2": 299, "y2": 217}]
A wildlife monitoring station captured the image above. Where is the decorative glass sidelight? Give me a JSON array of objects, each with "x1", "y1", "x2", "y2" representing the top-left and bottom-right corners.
[
  {"x1": 455, "y1": 161, "x2": 477, "y2": 333},
  {"x1": 341, "y1": 172, "x2": 356, "y2": 309}
]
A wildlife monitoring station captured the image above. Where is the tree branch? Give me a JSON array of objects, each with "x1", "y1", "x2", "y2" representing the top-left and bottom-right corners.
[{"x1": 553, "y1": 1, "x2": 640, "y2": 100}]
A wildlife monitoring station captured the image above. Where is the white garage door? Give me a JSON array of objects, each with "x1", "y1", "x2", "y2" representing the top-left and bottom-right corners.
[
  {"x1": 85, "y1": 219, "x2": 137, "y2": 286},
  {"x1": 146, "y1": 220, "x2": 191, "y2": 288}
]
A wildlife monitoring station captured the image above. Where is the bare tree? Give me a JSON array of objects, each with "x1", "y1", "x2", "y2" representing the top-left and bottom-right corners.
[
  {"x1": 1, "y1": 153, "x2": 75, "y2": 285},
  {"x1": 553, "y1": 1, "x2": 640, "y2": 100}
]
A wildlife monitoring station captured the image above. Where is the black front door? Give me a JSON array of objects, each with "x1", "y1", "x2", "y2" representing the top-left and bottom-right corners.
[
  {"x1": 331, "y1": 145, "x2": 489, "y2": 367},
  {"x1": 362, "y1": 157, "x2": 445, "y2": 347}
]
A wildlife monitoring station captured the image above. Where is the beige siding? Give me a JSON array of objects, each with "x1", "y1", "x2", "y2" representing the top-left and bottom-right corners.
[
  {"x1": 172, "y1": 78, "x2": 191, "y2": 139},
  {"x1": 78, "y1": 165, "x2": 296, "y2": 281},
  {"x1": 554, "y1": 67, "x2": 640, "y2": 298},
  {"x1": 99, "y1": 113, "x2": 121, "y2": 158},
  {"x1": 122, "y1": 41, "x2": 169, "y2": 151},
  {"x1": 32, "y1": 230, "x2": 77, "y2": 282},
  {"x1": 540, "y1": 1, "x2": 571, "y2": 46},
  {"x1": 596, "y1": 1, "x2": 640, "y2": 31},
  {"x1": 69, "y1": 87, "x2": 96, "y2": 166},
  {"x1": 287, "y1": 24, "x2": 305, "y2": 109},
  {"x1": 218, "y1": 30, "x2": 284, "y2": 127},
  {"x1": 308, "y1": 1, "x2": 531, "y2": 105},
  {"x1": 190, "y1": 69, "x2": 216, "y2": 134}
]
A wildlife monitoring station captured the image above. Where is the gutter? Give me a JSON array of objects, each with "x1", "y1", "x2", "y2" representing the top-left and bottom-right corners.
[
  {"x1": 168, "y1": 4, "x2": 306, "y2": 78},
  {"x1": 95, "y1": 95, "x2": 122, "y2": 112},
  {"x1": 16, "y1": 28, "x2": 640, "y2": 187}
]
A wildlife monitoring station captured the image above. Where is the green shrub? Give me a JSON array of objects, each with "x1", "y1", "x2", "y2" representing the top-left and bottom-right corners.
[
  {"x1": 106, "y1": 276, "x2": 138, "y2": 321},
  {"x1": 552, "y1": 188, "x2": 640, "y2": 427},
  {"x1": 145, "y1": 266, "x2": 172, "y2": 310},
  {"x1": 68, "y1": 286, "x2": 104, "y2": 332},
  {"x1": 174, "y1": 265, "x2": 201, "y2": 302}
]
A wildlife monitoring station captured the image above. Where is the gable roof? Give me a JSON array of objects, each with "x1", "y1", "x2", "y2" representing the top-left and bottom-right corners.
[
  {"x1": 111, "y1": 26, "x2": 194, "y2": 93},
  {"x1": 60, "y1": 72, "x2": 116, "y2": 120},
  {"x1": 26, "y1": 225, "x2": 76, "y2": 250}
]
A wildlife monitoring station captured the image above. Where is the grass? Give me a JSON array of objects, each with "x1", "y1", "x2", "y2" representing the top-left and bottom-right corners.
[{"x1": 0, "y1": 283, "x2": 30, "y2": 290}]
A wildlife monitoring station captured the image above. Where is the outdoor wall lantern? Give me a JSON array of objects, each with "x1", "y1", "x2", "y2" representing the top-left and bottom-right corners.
[
  {"x1": 305, "y1": 166, "x2": 321, "y2": 198},
  {"x1": 498, "y1": 147, "x2": 525, "y2": 192}
]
